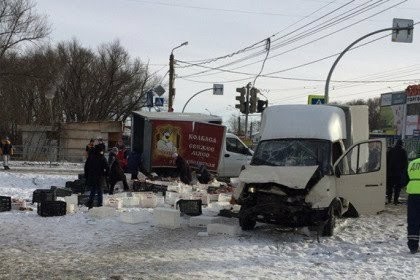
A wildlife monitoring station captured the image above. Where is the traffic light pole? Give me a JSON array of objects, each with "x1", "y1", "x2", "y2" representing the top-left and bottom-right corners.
[
  {"x1": 325, "y1": 26, "x2": 412, "y2": 103},
  {"x1": 245, "y1": 82, "x2": 251, "y2": 139}
]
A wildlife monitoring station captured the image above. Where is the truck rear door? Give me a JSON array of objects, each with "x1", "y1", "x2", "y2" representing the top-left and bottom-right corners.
[{"x1": 333, "y1": 139, "x2": 386, "y2": 215}]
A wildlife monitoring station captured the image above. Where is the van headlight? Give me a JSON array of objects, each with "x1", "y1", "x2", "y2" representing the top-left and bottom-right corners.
[{"x1": 248, "y1": 186, "x2": 256, "y2": 193}]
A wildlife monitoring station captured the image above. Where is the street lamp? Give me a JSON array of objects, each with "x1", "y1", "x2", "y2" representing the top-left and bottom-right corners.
[
  {"x1": 205, "y1": 108, "x2": 212, "y2": 115},
  {"x1": 168, "y1": 41, "x2": 188, "y2": 112},
  {"x1": 45, "y1": 88, "x2": 55, "y2": 124}
]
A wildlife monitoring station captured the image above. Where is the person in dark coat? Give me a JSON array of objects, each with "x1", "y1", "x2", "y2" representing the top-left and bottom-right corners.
[
  {"x1": 1, "y1": 136, "x2": 13, "y2": 170},
  {"x1": 108, "y1": 147, "x2": 129, "y2": 194},
  {"x1": 84, "y1": 145, "x2": 109, "y2": 208},
  {"x1": 172, "y1": 153, "x2": 192, "y2": 185},
  {"x1": 96, "y1": 137, "x2": 106, "y2": 154},
  {"x1": 126, "y1": 150, "x2": 145, "y2": 180},
  {"x1": 197, "y1": 164, "x2": 214, "y2": 184},
  {"x1": 387, "y1": 139, "x2": 408, "y2": 205},
  {"x1": 85, "y1": 138, "x2": 95, "y2": 157}
]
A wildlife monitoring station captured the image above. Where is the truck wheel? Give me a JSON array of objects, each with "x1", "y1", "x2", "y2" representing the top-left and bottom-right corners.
[
  {"x1": 239, "y1": 216, "x2": 256, "y2": 231},
  {"x1": 322, "y1": 209, "x2": 336, "y2": 237}
]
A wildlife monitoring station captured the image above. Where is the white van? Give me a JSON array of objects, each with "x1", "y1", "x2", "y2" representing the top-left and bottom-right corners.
[
  {"x1": 235, "y1": 105, "x2": 386, "y2": 236},
  {"x1": 218, "y1": 132, "x2": 253, "y2": 178}
]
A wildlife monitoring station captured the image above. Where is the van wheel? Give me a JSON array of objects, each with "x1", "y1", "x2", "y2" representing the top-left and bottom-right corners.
[
  {"x1": 239, "y1": 216, "x2": 256, "y2": 230},
  {"x1": 322, "y1": 209, "x2": 336, "y2": 237}
]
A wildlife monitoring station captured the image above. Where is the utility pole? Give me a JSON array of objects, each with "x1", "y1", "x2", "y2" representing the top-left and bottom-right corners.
[
  {"x1": 168, "y1": 41, "x2": 188, "y2": 112},
  {"x1": 168, "y1": 53, "x2": 175, "y2": 112},
  {"x1": 244, "y1": 82, "x2": 251, "y2": 139}
]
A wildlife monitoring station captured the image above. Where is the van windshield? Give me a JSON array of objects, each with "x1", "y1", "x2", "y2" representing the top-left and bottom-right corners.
[{"x1": 252, "y1": 139, "x2": 331, "y2": 171}]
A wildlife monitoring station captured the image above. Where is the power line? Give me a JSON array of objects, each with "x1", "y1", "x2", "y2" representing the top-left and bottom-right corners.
[
  {"x1": 178, "y1": 0, "x2": 393, "y2": 78},
  {"x1": 179, "y1": 0, "x2": 406, "y2": 80}
]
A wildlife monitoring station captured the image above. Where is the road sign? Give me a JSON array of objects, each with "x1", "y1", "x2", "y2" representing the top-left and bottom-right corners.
[
  {"x1": 154, "y1": 97, "x2": 164, "y2": 107},
  {"x1": 308, "y1": 95, "x2": 325, "y2": 105},
  {"x1": 154, "y1": 85, "x2": 166, "y2": 96},
  {"x1": 213, "y1": 84, "x2": 224, "y2": 95},
  {"x1": 392, "y1": 18, "x2": 414, "y2": 43}
]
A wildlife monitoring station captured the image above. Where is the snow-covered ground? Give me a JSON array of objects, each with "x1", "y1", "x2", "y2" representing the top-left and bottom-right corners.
[{"x1": 0, "y1": 163, "x2": 419, "y2": 280}]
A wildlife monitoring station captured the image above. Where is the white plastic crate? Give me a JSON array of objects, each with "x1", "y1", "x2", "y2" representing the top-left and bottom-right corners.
[
  {"x1": 167, "y1": 183, "x2": 181, "y2": 192},
  {"x1": 64, "y1": 194, "x2": 78, "y2": 206},
  {"x1": 156, "y1": 195, "x2": 165, "y2": 207},
  {"x1": 154, "y1": 207, "x2": 180, "y2": 229},
  {"x1": 89, "y1": 206, "x2": 116, "y2": 219},
  {"x1": 137, "y1": 192, "x2": 157, "y2": 208},
  {"x1": 189, "y1": 192, "x2": 208, "y2": 205},
  {"x1": 66, "y1": 203, "x2": 75, "y2": 214},
  {"x1": 207, "y1": 223, "x2": 242, "y2": 236},
  {"x1": 122, "y1": 196, "x2": 140, "y2": 207},
  {"x1": 165, "y1": 191, "x2": 180, "y2": 206},
  {"x1": 104, "y1": 197, "x2": 123, "y2": 209},
  {"x1": 112, "y1": 192, "x2": 129, "y2": 199},
  {"x1": 218, "y1": 193, "x2": 232, "y2": 203},
  {"x1": 119, "y1": 211, "x2": 149, "y2": 224},
  {"x1": 11, "y1": 199, "x2": 26, "y2": 210},
  {"x1": 189, "y1": 216, "x2": 220, "y2": 228}
]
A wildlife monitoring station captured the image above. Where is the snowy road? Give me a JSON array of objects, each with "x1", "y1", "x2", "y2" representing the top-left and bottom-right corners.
[{"x1": 0, "y1": 168, "x2": 419, "y2": 280}]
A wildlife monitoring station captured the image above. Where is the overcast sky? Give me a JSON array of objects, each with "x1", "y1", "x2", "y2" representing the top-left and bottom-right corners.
[{"x1": 35, "y1": 0, "x2": 419, "y2": 122}]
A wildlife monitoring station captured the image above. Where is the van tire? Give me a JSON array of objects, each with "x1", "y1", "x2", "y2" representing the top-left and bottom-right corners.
[
  {"x1": 322, "y1": 208, "x2": 336, "y2": 237},
  {"x1": 239, "y1": 216, "x2": 256, "y2": 231}
]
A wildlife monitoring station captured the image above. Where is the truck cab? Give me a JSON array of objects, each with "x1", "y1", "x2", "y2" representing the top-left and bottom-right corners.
[{"x1": 236, "y1": 105, "x2": 386, "y2": 236}]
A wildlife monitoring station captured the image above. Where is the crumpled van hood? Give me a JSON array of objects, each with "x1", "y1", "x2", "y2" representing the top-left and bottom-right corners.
[{"x1": 239, "y1": 165, "x2": 319, "y2": 189}]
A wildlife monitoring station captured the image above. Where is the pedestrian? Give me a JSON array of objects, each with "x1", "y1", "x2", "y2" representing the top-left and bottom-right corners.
[
  {"x1": 0, "y1": 137, "x2": 13, "y2": 170},
  {"x1": 126, "y1": 150, "x2": 145, "y2": 180},
  {"x1": 197, "y1": 164, "x2": 214, "y2": 184},
  {"x1": 406, "y1": 157, "x2": 420, "y2": 254},
  {"x1": 85, "y1": 138, "x2": 95, "y2": 157},
  {"x1": 116, "y1": 144, "x2": 128, "y2": 172},
  {"x1": 108, "y1": 147, "x2": 129, "y2": 194},
  {"x1": 172, "y1": 153, "x2": 192, "y2": 185},
  {"x1": 96, "y1": 137, "x2": 106, "y2": 154},
  {"x1": 84, "y1": 145, "x2": 109, "y2": 209},
  {"x1": 387, "y1": 140, "x2": 408, "y2": 205}
]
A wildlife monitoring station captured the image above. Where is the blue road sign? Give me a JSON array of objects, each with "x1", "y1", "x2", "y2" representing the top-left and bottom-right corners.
[{"x1": 155, "y1": 97, "x2": 164, "y2": 107}]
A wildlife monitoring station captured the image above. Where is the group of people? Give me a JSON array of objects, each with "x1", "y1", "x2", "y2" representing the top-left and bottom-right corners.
[
  {"x1": 0, "y1": 136, "x2": 13, "y2": 170},
  {"x1": 84, "y1": 138, "x2": 143, "y2": 209}
]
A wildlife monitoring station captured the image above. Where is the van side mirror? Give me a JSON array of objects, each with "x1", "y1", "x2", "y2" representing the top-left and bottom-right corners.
[{"x1": 334, "y1": 165, "x2": 341, "y2": 178}]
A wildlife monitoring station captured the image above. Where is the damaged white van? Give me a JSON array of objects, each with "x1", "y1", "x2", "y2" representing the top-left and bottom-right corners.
[{"x1": 236, "y1": 104, "x2": 386, "y2": 236}]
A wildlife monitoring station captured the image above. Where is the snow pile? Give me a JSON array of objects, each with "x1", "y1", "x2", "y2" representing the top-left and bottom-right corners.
[{"x1": 1, "y1": 165, "x2": 419, "y2": 279}]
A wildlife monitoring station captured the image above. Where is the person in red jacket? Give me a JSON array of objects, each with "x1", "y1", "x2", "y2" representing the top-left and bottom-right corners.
[{"x1": 116, "y1": 144, "x2": 128, "y2": 172}]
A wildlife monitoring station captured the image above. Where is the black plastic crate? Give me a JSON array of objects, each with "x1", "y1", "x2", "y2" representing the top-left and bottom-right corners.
[
  {"x1": 71, "y1": 179, "x2": 86, "y2": 194},
  {"x1": 78, "y1": 173, "x2": 85, "y2": 180},
  {"x1": 0, "y1": 196, "x2": 12, "y2": 212},
  {"x1": 37, "y1": 201, "x2": 66, "y2": 217},
  {"x1": 176, "y1": 199, "x2": 202, "y2": 216},
  {"x1": 65, "y1": 181, "x2": 73, "y2": 189},
  {"x1": 50, "y1": 186, "x2": 72, "y2": 197},
  {"x1": 32, "y1": 189, "x2": 56, "y2": 204},
  {"x1": 150, "y1": 184, "x2": 167, "y2": 196},
  {"x1": 132, "y1": 180, "x2": 153, "y2": 192},
  {"x1": 77, "y1": 194, "x2": 98, "y2": 207}
]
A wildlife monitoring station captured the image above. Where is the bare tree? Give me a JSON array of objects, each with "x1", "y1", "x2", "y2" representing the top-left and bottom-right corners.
[{"x1": 0, "y1": 0, "x2": 50, "y2": 59}]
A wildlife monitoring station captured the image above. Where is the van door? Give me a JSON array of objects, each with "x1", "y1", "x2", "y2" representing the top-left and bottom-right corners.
[
  {"x1": 219, "y1": 136, "x2": 253, "y2": 177},
  {"x1": 333, "y1": 139, "x2": 386, "y2": 215}
]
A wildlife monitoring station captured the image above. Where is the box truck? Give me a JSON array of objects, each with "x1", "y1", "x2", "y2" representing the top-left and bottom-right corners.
[
  {"x1": 131, "y1": 111, "x2": 252, "y2": 178},
  {"x1": 235, "y1": 104, "x2": 386, "y2": 236}
]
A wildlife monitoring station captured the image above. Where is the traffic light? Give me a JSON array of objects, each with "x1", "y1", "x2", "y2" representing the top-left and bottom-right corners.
[
  {"x1": 257, "y1": 100, "x2": 268, "y2": 113},
  {"x1": 235, "y1": 87, "x2": 246, "y2": 113},
  {"x1": 249, "y1": 87, "x2": 259, "y2": 113}
]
